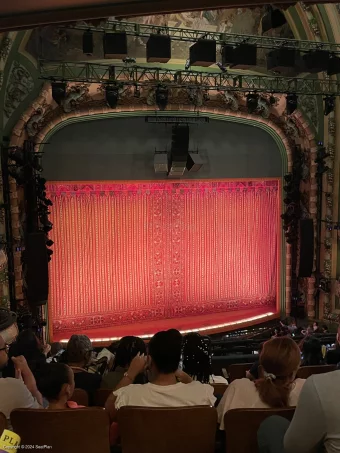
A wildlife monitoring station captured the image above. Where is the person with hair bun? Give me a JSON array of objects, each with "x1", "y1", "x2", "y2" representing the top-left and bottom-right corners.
[{"x1": 217, "y1": 337, "x2": 305, "y2": 430}]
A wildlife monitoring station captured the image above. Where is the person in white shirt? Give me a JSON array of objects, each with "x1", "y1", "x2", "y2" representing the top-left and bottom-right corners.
[
  {"x1": 258, "y1": 369, "x2": 340, "y2": 453},
  {"x1": 217, "y1": 336, "x2": 304, "y2": 430},
  {"x1": 182, "y1": 332, "x2": 228, "y2": 385},
  {"x1": 105, "y1": 329, "x2": 216, "y2": 421},
  {"x1": 0, "y1": 334, "x2": 42, "y2": 424}
]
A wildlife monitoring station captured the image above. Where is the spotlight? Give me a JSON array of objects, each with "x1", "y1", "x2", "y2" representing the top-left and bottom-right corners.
[
  {"x1": 82, "y1": 30, "x2": 93, "y2": 56},
  {"x1": 185, "y1": 59, "x2": 191, "y2": 70},
  {"x1": 324, "y1": 95, "x2": 335, "y2": 116},
  {"x1": 284, "y1": 174, "x2": 293, "y2": 183},
  {"x1": 42, "y1": 222, "x2": 53, "y2": 234},
  {"x1": 8, "y1": 148, "x2": 24, "y2": 165},
  {"x1": 246, "y1": 93, "x2": 259, "y2": 114},
  {"x1": 9, "y1": 168, "x2": 25, "y2": 185},
  {"x1": 105, "y1": 85, "x2": 119, "y2": 109},
  {"x1": 155, "y1": 85, "x2": 169, "y2": 111},
  {"x1": 134, "y1": 85, "x2": 141, "y2": 98},
  {"x1": 30, "y1": 154, "x2": 43, "y2": 172},
  {"x1": 122, "y1": 57, "x2": 136, "y2": 64},
  {"x1": 286, "y1": 93, "x2": 298, "y2": 115},
  {"x1": 51, "y1": 81, "x2": 66, "y2": 105},
  {"x1": 216, "y1": 62, "x2": 227, "y2": 73}
]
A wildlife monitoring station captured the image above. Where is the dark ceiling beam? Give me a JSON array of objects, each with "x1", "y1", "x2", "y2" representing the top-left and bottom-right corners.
[{"x1": 0, "y1": 0, "x2": 336, "y2": 32}]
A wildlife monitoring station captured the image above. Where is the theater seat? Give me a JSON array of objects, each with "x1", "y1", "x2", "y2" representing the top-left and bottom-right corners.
[
  {"x1": 0, "y1": 412, "x2": 7, "y2": 435},
  {"x1": 94, "y1": 388, "x2": 113, "y2": 407},
  {"x1": 224, "y1": 407, "x2": 295, "y2": 453},
  {"x1": 71, "y1": 388, "x2": 89, "y2": 406},
  {"x1": 11, "y1": 408, "x2": 110, "y2": 453},
  {"x1": 297, "y1": 364, "x2": 336, "y2": 379},
  {"x1": 228, "y1": 363, "x2": 253, "y2": 382},
  {"x1": 118, "y1": 406, "x2": 217, "y2": 453}
]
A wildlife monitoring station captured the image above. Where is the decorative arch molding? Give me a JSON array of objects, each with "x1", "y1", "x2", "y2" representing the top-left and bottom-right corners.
[{"x1": 9, "y1": 84, "x2": 319, "y2": 318}]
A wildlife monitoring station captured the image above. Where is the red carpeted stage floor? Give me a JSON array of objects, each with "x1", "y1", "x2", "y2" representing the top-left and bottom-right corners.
[
  {"x1": 47, "y1": 179, "x2": 281, "y2": 345},
  {"x1": 53, "y1": 308, "x2": 279, "y2": 344}
]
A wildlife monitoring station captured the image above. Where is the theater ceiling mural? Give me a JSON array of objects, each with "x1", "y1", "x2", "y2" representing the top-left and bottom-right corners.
[{"x1": 0, "y1": 4, "x2": 340, "y2": 322}]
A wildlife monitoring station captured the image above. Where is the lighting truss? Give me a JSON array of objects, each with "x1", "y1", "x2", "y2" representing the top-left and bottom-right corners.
[
  {"x1": 66, "y1": 19, "x2": 340, "y2": 54},
  {"x1": 40, "y1": 61, "x2": 340, "y2": 96}
]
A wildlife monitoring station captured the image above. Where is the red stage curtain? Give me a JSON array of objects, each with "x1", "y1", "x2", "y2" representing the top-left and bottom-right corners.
[{"x1": 47, "y1": 180, "x2": 279, "y2": 334}]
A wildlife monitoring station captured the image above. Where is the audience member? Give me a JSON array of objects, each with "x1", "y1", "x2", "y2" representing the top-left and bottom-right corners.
[
  {"x1": 301, "y1": 336, "x2": 324, "y2": 367},
  {"x1": 105, "y1": 329, "x2": 216, "y2": 421},
  {"x1": 322, "y1": 325, "x2": 329, "y2": 334},
  {"x1": 101, "y1": 336, "x2": 146, "y2": 389},
  {"x1": 2, "y1": 329, "x2": 46, "y2": 379},
  {"x1": 0, "y1": 334, "x2": 42, "y2": 423},
  {"x1": 217, "y1": 337, "x2": 304, "y2": 430},
  {"x1": 258, "y1": 369, "x2": 340, "y2": 453},
  {"x1": 65, "y1": 335, "x2": 101, "y2": 402},
  {"x1": 312, "y1": 321, "x2": 320, "y2": 333},
  {"x1": 37, "y1": 362, "x2": 83, "y2": 409},
  {"x1": 182, "y1": 332, "x2": 227, "y2": 384}
]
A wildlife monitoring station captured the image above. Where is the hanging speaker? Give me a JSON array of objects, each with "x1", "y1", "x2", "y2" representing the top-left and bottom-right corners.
[
  {"x1": 297, "y1": 219, "x2": 314, "y2": 278},
  {"x1": 26, "y1": 233, "x2": 49, "y2": 306}
]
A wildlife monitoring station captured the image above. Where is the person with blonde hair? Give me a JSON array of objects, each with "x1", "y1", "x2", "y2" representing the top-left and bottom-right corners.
[{"x1": 217, "y1": 336, "x2": 304, "y2": 430}]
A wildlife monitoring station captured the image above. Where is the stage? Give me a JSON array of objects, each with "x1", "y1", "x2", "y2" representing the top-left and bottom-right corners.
[{"x1": 47, "y1": 179, "x2": 281, "y2": 344}]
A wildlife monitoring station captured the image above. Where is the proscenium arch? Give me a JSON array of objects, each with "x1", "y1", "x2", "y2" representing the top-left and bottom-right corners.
[{"x1": 38, "y1": 109, "x2": 289, "y2": 316}]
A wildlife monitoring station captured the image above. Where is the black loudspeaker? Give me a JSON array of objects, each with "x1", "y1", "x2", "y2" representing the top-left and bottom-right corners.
[
  {"x1": 231, "y1": 44, "x2": 257, "y2": 69},
  {"x1": 303, "y1": 50, "x2": 330, "y2": 73},
  {"x1": 26, "y1": 233, "x2": 49, "y2": 306},
  {"x1": 51, "y1": 82, "x2": 66, "y2": 105},
  {"x1": 298, "y1": 219, "x2": 314, "y2": 278},
  {"x1": 147, "y1": 34, "x2": 171, "y2": 63},
  {"x1": 186, "y1": 153, "x2": 204, "y2": 172},
  {"x1": 267, "y1": 48, "x2": 296, "y2": 72},
  {"x1": 221, "y1": 45, "x2": 235, "y2": 66},
  {"x1": 189, "y1": 39, "x2": 216, "y2": 67},
  {"x1": 82, "y1": 31, "x2": 94, "y2": 56},
  {"x1": 103, "y1": 32, "x2": 128, "y2": 59},
  {"x1": 327, "y1": 55, "x2": 340, "y2": 76}
]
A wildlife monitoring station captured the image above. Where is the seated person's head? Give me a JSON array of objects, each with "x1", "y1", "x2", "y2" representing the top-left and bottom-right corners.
[
  {"x1": 148, "y1": 330, "x2": 182, "y2": 378},
  {"x1": 65, "y1": 335, "x2": 93, "y2": 368},
  {"x1": 255, "y1": 336, "x2": 301, "y2": 407},
  {"x1": 302, "y1": 336, "x2": 323, "y2": 366},
  {"x1": 37, "y1": 363, "x2": 75, "y2": 407},
  {"x1": 114, "y1": 336, "x2": 146, "y2": 370},
  {"x1": 182, "y1": 333, "x2": 212, "y2": 383}
]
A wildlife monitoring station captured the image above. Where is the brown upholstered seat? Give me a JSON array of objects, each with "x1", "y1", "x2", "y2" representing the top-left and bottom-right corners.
[
  {"x1": 71, "y1": 388, "x2": 89, "y2": 406},
  {"x1": 211, "y1": 383, "x2": 228, "y2": 397},
  {"x1": 118, "y1": 405, "x2": 217, "y2": 453},
  {"x1": 224, "y1": 407, "x2": 295, "y2": 453},
  {"x1": 296, "y1": 364, "x2": 336, "y2": 379},
  {"x1": 0, "y1": 412, "x2": 7, "y2": 435},
  {"x1": 228, "y1": 363, "x2": 252, "y2": 382},
  {"x1": 11, "y1": 408, "x2": 110, "y2": 453},
  {"x1": 94, "y1": 388, "x2": 113, "y2": 407}
]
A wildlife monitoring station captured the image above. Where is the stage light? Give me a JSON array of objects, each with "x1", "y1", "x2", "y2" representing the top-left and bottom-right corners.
[
  {"x1": 284, "y1": 174, "x2": 293, "y2": 183},
  {"x1": 46, "y1": 239, "x2": 54, "y2": 247},
  {"x1": 324, "y1": 95, "x2": 335, "y2": 116},
  {"x1": 30, "y1": 154, "x2": 43, "y2": 172},
  {"x1": 246, "y1": 93, "x2": 259, "y2": 113},
  {"x1": 43, "y1": 222, "x2": 53, "y2": 234},
  {"x1": 316, "y1": 163, "x2": 330, "y2": 175},
  {"x1": 9, "y1": 168, "x2": 25, "y2": 185},
  {"x1": 122, "y1": 56, "x2": 136, "y2": 64},
  {"x1": 134, "y1": 85, "x2": 141, "y2": 98},
  {"x1": 51, "y1": 81, "x2": 66, "y2": 105},
  {"x1": 216, "y1": 62, "x2": 227, "y2": 73},
  {"x1": 105, "y1": 85, "x2": 119, "y2": 109},
  {"x1": 155, "y1": 85, "x2": 169, "y2": 111},
  {"x1": 286, "y1": 93, "x2": 298, "y2": 115},
  {"x1": 185, "y1": 59, "x2": 191, "y2": 70}
]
